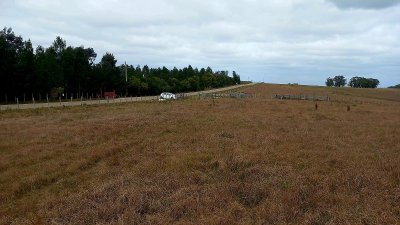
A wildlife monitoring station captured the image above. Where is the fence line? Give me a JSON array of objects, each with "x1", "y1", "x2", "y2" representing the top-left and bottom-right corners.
[
  {"x1": 199, "y1": 92, "x2": 254, "y2": 99},
  {"x1": 0, "y1": 83, "x2": 256, "y2": 110},
  {"x1": 272, "y1": 94, "x2": 330, "y2": 101}
]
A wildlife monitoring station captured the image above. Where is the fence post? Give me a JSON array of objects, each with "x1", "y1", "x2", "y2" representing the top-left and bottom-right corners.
[{"x1": 17, "y1": 98, "x2": 19, "y2": 108}]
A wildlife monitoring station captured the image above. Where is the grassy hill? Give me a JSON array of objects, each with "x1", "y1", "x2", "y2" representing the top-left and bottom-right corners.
[{"x1": 1, "y1": 84, "x2": 399, "y2": 224}]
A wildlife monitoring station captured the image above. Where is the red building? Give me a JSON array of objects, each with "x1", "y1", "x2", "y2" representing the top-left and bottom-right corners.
[{"x1": 97, "y1": 90, "x2": 117, "y2": 99}]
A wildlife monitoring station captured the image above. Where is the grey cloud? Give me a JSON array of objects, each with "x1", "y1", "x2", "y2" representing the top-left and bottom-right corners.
[
  {"x1": 1, "y1": 0, "x2": 400, "y2": 87},
  {"x1": 327, "y1": 0, "x2": 400, "y2": 9}
]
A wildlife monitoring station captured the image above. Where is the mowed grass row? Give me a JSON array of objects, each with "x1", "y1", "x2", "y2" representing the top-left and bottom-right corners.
[{"x1": 0, "y1": 84, "x2": 399, "y2": 224}]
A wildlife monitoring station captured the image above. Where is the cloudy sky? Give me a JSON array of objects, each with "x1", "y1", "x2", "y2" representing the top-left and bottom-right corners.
[{"x1": 2, "y1": 0, "x2": 400, "y2": 86}]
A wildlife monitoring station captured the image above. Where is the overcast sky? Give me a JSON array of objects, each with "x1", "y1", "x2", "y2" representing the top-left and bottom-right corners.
[{"x1": 2, "y1": 0, "x2": 400, "y2": 86}]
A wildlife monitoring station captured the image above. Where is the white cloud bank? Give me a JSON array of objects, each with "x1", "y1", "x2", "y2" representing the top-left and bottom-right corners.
[{"x1": 2, "y1": 0, "x2": 400, "y2": 86}]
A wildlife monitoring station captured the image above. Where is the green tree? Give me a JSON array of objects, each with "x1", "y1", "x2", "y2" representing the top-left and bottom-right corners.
[
  {"x1": 333, "y1": 75, "x2": 346, "y2": 87},
  {"x1": 325, "y1": 77, "x2": 334, "y2": 87},
  {"x1": 349, "y1": 77, "x2": 379, "y2": 88},
  {"x1": 0, "y1": 27, "x2": 24, "y2": 101},
  {"x1": 232, "y1": 71, "x2": 241, "y2": 84},
  {"x1": 94, "y1": 53, "x2": 120, "y2": 95},
  {"x1": 51, "y1": 36, "x2": 66, "y2": 58},
  {"x1": 16, "y1": 40, "x2": 35, "y2": 95},
  {"x1": 128, "y1": 76, "x2": 142, "y2": 96},
  {"x1": 142, "y1": 65, "x2": 150, "y2": 78},
  {"x1": 61, "y1": 46, "x2": 94, "y2": 95},
  {"x1": 388, "y1": 84, "x2": 400, "y2": 88}
]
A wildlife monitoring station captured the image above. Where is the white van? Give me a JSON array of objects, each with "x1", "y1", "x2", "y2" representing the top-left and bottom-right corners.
[{"x1": 159, "y1": 92, "x2": 176, "y2": 101}]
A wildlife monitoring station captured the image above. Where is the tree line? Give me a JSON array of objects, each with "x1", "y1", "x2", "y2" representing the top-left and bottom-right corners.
[
  {"x1": 326, "y1": 75, "x2": 380, "y2": 88},
  {"x1": 0, "y1": 27, "x2": 240, "y2": 102}
]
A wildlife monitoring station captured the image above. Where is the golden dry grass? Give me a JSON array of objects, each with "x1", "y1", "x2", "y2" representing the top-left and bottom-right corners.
[{"x1": 1, "y1": 84, "x2": 400, "y2": 224}]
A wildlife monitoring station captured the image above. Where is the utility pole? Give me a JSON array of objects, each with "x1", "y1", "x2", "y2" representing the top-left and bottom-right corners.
[{"x1": 125, "y1": 61, "x2": 128, "y2": 97}]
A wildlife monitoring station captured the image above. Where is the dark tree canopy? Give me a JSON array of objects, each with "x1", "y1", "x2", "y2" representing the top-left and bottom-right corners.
[
  {"x1": 326, "y1": 75, "x2": 380, "y2": 88},
  {"x1": 325, "y1": 75, "x2": 346, "y2": 87},
  {"x1": 349, "y1": 77, "x2": 380, "y2": 88},
  {"x1": 325, "y1": 77, "x2": 334, "y2": 87},
  {"x1": 0, "y1": 27, "x2": 240, "y2": 102},
  {"x1": 333, "y1": 75, "x2": 347, "y2": 87}
]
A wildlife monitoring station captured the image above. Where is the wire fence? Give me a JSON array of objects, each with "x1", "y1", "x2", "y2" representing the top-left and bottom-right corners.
[
  {"x1": 0, "y1": 83, "x2": 257, "y2": 110},
  {"x1": 272, "y1": 94, "x2": 330, "y2": 101},
  {"x1": 199, "y1": 92, "x2": 255, "y2": 99}
]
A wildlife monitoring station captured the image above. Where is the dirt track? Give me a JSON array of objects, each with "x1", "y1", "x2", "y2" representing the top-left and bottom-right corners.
[{"x1": 0, "y1": 83, "x2": 256, "y2": 110}]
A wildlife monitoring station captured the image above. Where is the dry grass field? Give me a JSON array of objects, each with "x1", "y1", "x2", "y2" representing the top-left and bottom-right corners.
[{"x1": 1, "y1": 84, "x2": 400, "y2": 225}]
